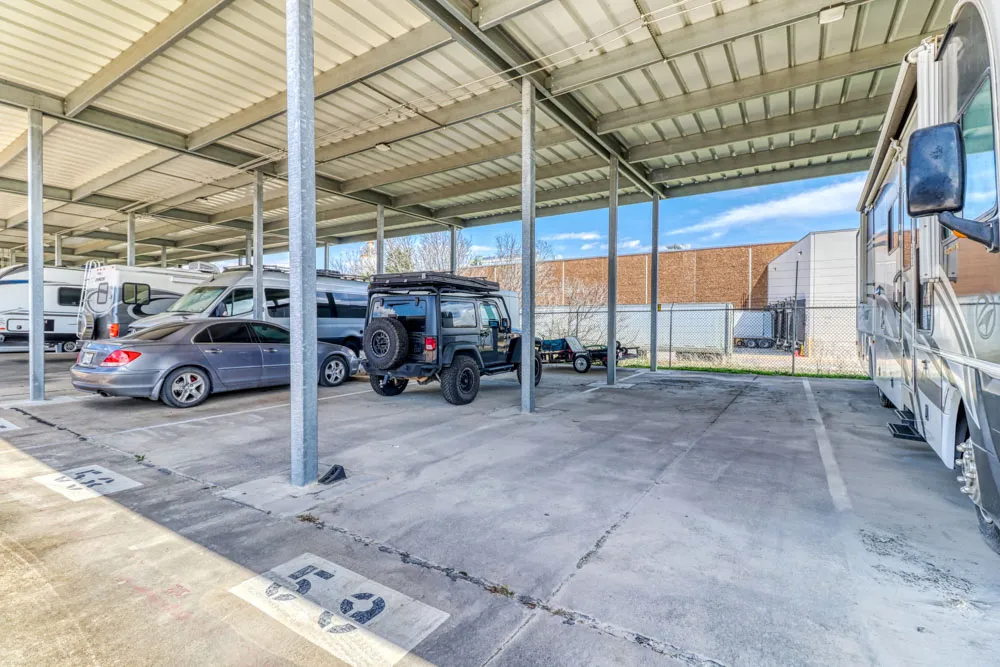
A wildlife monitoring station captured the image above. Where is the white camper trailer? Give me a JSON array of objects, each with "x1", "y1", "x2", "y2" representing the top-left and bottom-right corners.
[
  {"x1": 77, "y1": 263, "x2": 219, "y2": 341},
  {"x1": 857, "y1": 0, "x2": 1000, "y2": 552},
  {"x1": 129, "y1": 266, "x2": 369, "y2": 351},
  {"x1": 0, "y1": 264, "x2": 84, "y2": 351}
]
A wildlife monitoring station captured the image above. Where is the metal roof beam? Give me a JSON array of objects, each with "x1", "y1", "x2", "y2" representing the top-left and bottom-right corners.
[
  {"x1": 629, "y1": 96, "x2": 890, "y2": 163},
  {"x1": 187, "y1": 21, "x2": 451, "y2": 150},
  {"x1": 549, "y1": 0, "x2": 852, "y2": 95},
  {"x1": 342, "y1": 126, "x2": 575, "y2": 193},
  {"x1": 408, "y1": 0, "x2": 660, "y2": 198},
  {"x1": 476, "y1": 0, "x2": 553, "y2": 29},
  {"x1": 63, "y1": 0, "x2": 237, "y2": 117},
  {"x1": 596, "y1": 35, "x2": 927, "y2": 135},
  {"x1": 664, "y1": 158, "x2": 872, "y2": 198},
  {"x1": 649, "y1": 133, "x2": 876, "y2": 183},
  {"x1": 437, "y1": 179, "x2": 612, "y2": 218}
]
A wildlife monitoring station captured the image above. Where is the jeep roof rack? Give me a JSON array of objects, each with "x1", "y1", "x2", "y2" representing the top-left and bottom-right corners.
[
  {"x1": 369, "y1": 271, "x2": 500, "y2": 293},
  {"x1": 221, "y1": 264, "x2": 367, "y2": 282}
]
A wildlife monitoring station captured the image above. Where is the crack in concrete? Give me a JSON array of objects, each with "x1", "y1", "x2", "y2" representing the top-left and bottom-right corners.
[{"x1": 8, "y1": 407, "x2": 88, "y2": 442}]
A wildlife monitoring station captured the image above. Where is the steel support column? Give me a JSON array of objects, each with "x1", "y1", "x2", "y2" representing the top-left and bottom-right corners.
[
  {"x1": 126, "y1": 212, "x2": 136, "y2": 266},
  {"x1": 27, "y1": 109, "x2": 44, "y2": 401},
  {"x1": 286, "y1": 0, "x2": 318, "y2": 487},
  {"x1": 323, "y1": 243, "x2": 330, "y2": 271},
  {"x1": 54, "y1": 233, "x2": 63, "y2": 267},
  {"x1": 649, "y1": 194, "x2": 659, "y2": 372},
  {"x1": 450, "y1": 225, "x2": 458, "y2": 273},
  {"x1": 376, "y1": 203, "x2": 385, "y2": 274},
  {"x1": 160, "y1": 246, "x2": 168, "y2": 268},
  {"x1": 252, "y1": 170, "x2": 265, "y2": 320},
  {"x1": 607, "y1": 156, "x2": 618, "y2": 386},
  {"x1": 520, "y1": 80, "x2": 536, "y2": 413}
]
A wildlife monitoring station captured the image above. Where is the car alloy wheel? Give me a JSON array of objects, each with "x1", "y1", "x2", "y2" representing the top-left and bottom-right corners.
[
  {"x1": 171, "y1": 372, "x2": 206, "y2": 405},
  {"x1": 325, "y1": 358, "x2": 346, "y2": 385}
]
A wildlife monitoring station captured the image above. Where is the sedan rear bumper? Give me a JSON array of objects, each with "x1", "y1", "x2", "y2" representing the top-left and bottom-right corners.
[{"x1": 71, "y1": 366, "x2": 162, "y2": 399}]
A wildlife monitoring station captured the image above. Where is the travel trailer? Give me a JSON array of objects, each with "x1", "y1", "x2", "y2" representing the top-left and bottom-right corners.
[
  {"x1": 128, "y1": 266, "x2": 370, "y2": 352},
  {"x1": 0, "y1": 265, "x2": 84, "y2": 352},
  {"x1": 77, "y1": 263, "x2": 220, "y2": 341},
  {"x1": 857, "y1": 0, "x2": 1000, "y2": 552}
]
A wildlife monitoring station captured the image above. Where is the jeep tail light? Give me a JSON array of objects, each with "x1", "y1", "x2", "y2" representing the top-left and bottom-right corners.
[
  {"x1": 100, "y1": 350, "x2": 141, "y2": 367},
  {"x1": 109, "y1": 323, "x2": 120, "y2": 338},
  {"x1": 424, "y1": 336, "x2": 437, "y2": 352}
]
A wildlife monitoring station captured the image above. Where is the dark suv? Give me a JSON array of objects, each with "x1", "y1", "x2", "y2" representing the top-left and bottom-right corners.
[{"x1": 361, "y1": 272, "x2": 542, "y2": 405}]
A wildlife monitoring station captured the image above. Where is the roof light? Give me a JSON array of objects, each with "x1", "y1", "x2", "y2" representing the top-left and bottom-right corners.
[
  {"x1": 374, "y1": 143, "x2": 392, "y2": 153},
  {"x1": 818, "y1": 4, "x2": 846, "y2": 25}
]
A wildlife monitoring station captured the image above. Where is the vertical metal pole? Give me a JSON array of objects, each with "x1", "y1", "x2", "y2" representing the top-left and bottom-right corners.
[
  {"x1": 126, "y1": 212, "x2": 136, "y2": 266},
  {"x1": 376, "y1": 204, "x2": 385, "y2": 274},
  {"x1": 27, "y1": 109, "x2": 44, "y2": 402},
  {"x1": 245, "y1": 232, "x2": 253, "y2": 267},
  {"x1": 667, "y1": 306, "x2": 674, "y2": 369},
  {"x1": 450, "y1": 225, "x2": 458, "y2": 273},
  {"x1": 160, "y1": 246, "x2": 167, "y2": 268},
  {"x1": 520, "y1": 80, "x2": 536, "y2": 413},
  {"x1": 287, "y1": 0, "x2": 317, "y2": 487},
  {"x1": 792, "y1": 259, "x2": 800, "y2": 376},
  {"x1": 607, "y1": 157, "x2": 619, "y2": 385},
  {"x1": 253, "y1": 170, "x2": 265, "y2": 321},
  {"x1": 323, "y1": 242, "x2": 330, "y2": 271},
  {"x1": 649, "y1": 195, "x2": 659, "y2": 371},
  {"x1": 54, "y1": 234, "x2": 63, "y2": 267},
  {"x1": 747, "y1": 246, "x2": 753, "y2": 308}
]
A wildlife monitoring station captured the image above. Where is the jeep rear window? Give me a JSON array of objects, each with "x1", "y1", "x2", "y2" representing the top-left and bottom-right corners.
[{"x1": 371, "y1": 297, "x2": 427, "y2": 332}]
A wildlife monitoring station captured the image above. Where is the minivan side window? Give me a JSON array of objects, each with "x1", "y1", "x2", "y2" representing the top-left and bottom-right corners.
[
  {"x1": 332, "y1": 290, "x2": 367, "y2": 318},
  {"x1": 266, "y1": 289, "x2": 291, "y2": 317},
  {"x1": 57, "y1": 287, "x2": 82, "y2": 307},
  {"x1": 317, "y1": 292, "x2": 335, "y2": 319},
  {"x1": 220, "y1": 288, "x2": 254, "y2": 317}
]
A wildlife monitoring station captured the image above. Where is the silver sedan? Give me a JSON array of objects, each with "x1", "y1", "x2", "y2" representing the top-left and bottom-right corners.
[{"x1": 71, "y1": 319, "x2": 360, "y2": 408}]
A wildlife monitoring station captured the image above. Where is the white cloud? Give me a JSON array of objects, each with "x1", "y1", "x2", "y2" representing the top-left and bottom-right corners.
[
  {"x1": 660, "y1": 243, "x2": 691, "y2": 251},
  {"x1": 667, "y1": 177, "x2": 866, "y2": 237},
  {"x1": 469, "y1": 245, "x2": 493, "y2": 255},
  {"x1": 619, "y1": 239, "x2": 643, "y2": 250},
  {"x1": 580, "y1": 242, "x2": 603, "y2": 251},
  {"x1": 543, "y1": 232, "x2": 603, "y2": 241}
]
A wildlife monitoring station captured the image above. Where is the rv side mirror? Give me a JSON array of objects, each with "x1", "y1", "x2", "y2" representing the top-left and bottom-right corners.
[{"x1": 907, "y1": 122, "x2": 1000, "y2": 252}]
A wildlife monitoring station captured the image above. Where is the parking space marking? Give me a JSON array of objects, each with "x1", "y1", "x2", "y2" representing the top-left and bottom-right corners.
[
  {"x1": 231, "y1": 553, "x2": 447, "y2": 667},
  {"x1": 33, "y1": 464, "x2": 142, "y2": 502},
  {"x1": 802, "y1": 379, "x2": 852, "y2": 512},
  {"x1": 98, "y1": 388, "x2": 371, "y2": 437},
  {"x1": 0, "y1": 418, "x2": 21, "y2": 432}
]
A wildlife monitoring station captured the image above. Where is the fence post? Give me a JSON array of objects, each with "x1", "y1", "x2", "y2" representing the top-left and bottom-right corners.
[
  {"x1": 667, "y1": 306, "x2": 674, "y2": 369},
  {"x1": 791, "y1": 260, "x2": 799, "y2": 376}
]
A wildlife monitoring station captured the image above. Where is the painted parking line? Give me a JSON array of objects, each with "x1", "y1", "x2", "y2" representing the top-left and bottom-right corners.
[
  {"x1": 0, "y1": 418, "x2": 21, "y2": 432},
  {"x1": 33, "y1": 464, "x2": 142, "y2": 502},
  {"x1": 232, "y1": 553, "x2": 447, "y2": 667},
  {"x1": 801, "y1": 379, "x2": 852, "y2": 512}
]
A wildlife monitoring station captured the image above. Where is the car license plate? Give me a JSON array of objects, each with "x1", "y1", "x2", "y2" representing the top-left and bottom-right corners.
[{"x1": 82, "y1": 351, "x2": 95, "y2": 365}]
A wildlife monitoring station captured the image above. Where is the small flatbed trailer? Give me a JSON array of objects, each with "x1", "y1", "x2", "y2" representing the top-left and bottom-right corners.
[{"x1": 539, "y1": 337, "x2": 641, "y2": 372}]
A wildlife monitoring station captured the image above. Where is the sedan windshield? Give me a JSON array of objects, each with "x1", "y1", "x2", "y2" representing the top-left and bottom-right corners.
[{"x1": 167, "y1": 286, "x2": 225, "y2": 313}]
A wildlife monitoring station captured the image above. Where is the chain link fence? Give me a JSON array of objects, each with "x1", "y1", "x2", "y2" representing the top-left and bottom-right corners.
[{"x1": 535, "y1": 304, "x2": 867, "y2": 378}]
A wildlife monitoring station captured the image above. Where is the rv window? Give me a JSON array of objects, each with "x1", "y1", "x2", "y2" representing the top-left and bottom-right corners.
[
  {"x1": 57, "y1": 287, "x2": 81, "y2": 307},
  {"x1": 204, "y1": 322, "x2": 255, "y2": 344},
  {"x1": 123, "y1": 283, "x2": 151, "y2": 305},
  {"x1": 266, "y1": 288, "x2": 291, "y2": 317},
  {"x1": 250, "y1": 323, "x2": 290, "y2": 344},
  {"x1": 221, "y1": 288, "x2": 254, "y2": 317},
  {"x1": 316, "y1": 292, "x2": 334, "y2": 319},
  {"x1": 96, "y1": 282, "x2": 109, "y2": 305},
  {"x1": 441, "y1": 300, "x2": 476, "y2": 328},
  {"x1": 886, "y1": 204, "x2": 896, "y2": 253},
  {"x1": 332, "y1": 291, "x2": 367, "y2": 318}
]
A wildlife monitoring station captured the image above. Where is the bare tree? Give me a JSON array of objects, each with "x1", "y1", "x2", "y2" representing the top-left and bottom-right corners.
[
  {"x1": 486, "y1": 232, "x2": 556, "y2": 293},
  {"x1": 415, "y1": 230, "x2": 472, "y2": 271},
  {"x1": 541, "y1": 278, "x2": 608, "y2": 344}
]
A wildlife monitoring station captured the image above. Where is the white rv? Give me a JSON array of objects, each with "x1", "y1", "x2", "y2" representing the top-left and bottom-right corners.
[
  {"x1": 0, "y1": 264, "x2": 84, "y2": 351},
  {"x1": 77, "y1": 263, "x2": 219, "y2": 341},
  {"x1": 857, "y1": 0, "x2": 1000, "y2": 552},
  {"x1": 129, "y1": 266, "x2": 369, "y2": 352}
]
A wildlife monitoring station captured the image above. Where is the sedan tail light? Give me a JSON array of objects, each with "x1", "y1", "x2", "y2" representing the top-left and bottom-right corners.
[{"x1": 100, "y1": 350, "x2": 141, "y2": 367}]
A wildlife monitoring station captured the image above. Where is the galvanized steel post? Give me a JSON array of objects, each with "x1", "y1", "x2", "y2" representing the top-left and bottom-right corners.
[
  {"x1": 607, "y1": 157, "x2": 618, "y2": 386},
  {"x1": 520, "y1": 80, "x2": 536, "y2": 413},
  {"x1": 450, "y1": 225, "x2": 458, "y2": 273},
  {"x1": 253, "y1": 170, "x2": 265, "y2": 321},
  {"x1": 27, "y1": 108, "x2": 44, "y2": 401},
  {"x1": 160, "y1": 246, "x2": 167, "y2": 268},
  {"x1": 376, "y1": 203, "x2": 385, "y2": 274},
  {"x1": 54, "y1": 234, "x2": 63, "y2": 267},
  {"x1": 323, "y1": 243, "x2": 330, "y2": 271},
  {"x1": 649, "y1": 194, "x2": 659, "y2": 371},
  {"x1": 126, "y1": 212, "x2": 136, "y2": 266},
  {"x1": 286, "y1": 0, "x2": 318, "y2": 487}
]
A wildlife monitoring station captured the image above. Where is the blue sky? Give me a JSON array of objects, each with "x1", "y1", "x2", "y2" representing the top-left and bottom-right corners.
[{"x1": 246, "y1": 170, "x2": 866, "y2": 267}]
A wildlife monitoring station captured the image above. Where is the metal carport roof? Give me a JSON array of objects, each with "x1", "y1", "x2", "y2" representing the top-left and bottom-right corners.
[{"x1": 0, "y1": 0, "x2": 952, "y2": 266}]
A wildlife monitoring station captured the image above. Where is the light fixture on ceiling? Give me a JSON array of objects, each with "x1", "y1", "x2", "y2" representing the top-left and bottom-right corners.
[
  {"x1": 99, "y1": 226, "x2": 109, "y2": 232},
  {"x1": 374, "y1": 143, "x2": 392, "y2": 153},
  {"x1": 818, "y1": 3, "x2": 846, "y2": 25}
]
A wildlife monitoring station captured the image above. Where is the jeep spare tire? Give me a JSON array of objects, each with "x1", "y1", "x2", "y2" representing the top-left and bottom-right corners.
[{"x1": 364, "y1": 318, "x2": 409, "y2": 370}]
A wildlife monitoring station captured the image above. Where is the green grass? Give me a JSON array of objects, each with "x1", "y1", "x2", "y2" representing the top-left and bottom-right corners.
[{"x1": 618, "y1": 360, "x2": 868, "y2": 380}]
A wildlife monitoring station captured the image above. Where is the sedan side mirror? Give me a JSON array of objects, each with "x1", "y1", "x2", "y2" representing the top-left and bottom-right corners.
[{"x1": 907, "y1": 122, "x2": 999, "y2": 252}]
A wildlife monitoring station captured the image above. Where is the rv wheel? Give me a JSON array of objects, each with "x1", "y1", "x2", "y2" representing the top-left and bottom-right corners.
[
  {"x1": 957, "y1": 434, "x2": 1000, "y2": 555},
  {"x1": 877, "y1": 388, "x2": 893, "y2": 408},
  {"x1": 62, "y1": 341, "x2": 79, "y2": 353}
]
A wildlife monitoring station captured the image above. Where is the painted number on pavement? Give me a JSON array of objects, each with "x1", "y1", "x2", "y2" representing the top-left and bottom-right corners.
[
  {"x1": 33, "y1": 464, "x2": 142, "y2": 501},
  {"x1": 231, "y1": 553, "x2": 448, "y2": 666}
]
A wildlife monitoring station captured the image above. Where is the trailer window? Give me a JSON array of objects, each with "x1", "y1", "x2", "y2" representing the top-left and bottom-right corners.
[
  {"x1": 57, "y1": 287, "x2": 81, "y2": 307},
  {"x1": 123, "y1": 283, "x2": 150, "y2": 305}
]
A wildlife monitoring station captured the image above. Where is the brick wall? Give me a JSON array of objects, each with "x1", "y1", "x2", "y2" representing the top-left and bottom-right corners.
[{"x1": 464, "y1": 241, "x2": 794, "y2": 307}]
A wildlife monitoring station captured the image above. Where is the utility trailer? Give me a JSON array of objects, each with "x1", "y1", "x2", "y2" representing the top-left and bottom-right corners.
[{"x1": 539, "y1": 336, "x2": 641, "y2": 372}]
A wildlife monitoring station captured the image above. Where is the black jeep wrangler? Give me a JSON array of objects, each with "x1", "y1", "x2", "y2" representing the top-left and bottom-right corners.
[{"x1": 361, "y1": 272, "x2": 542, "y2": 405}]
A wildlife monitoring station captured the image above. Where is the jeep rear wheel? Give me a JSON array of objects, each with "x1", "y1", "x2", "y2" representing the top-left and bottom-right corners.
[
  {"x1": 370, "y1": 374, "x2": 408, "y2": 396},
  {"x1": 517, "y1": 352, "x2": 543, "y2": 386},
  {"x1": 441, "y1": 355, "x2": 480, "y2": 405},
  {"x1": 363, "y1": 318, "x2": 409, "y2": 370}
]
